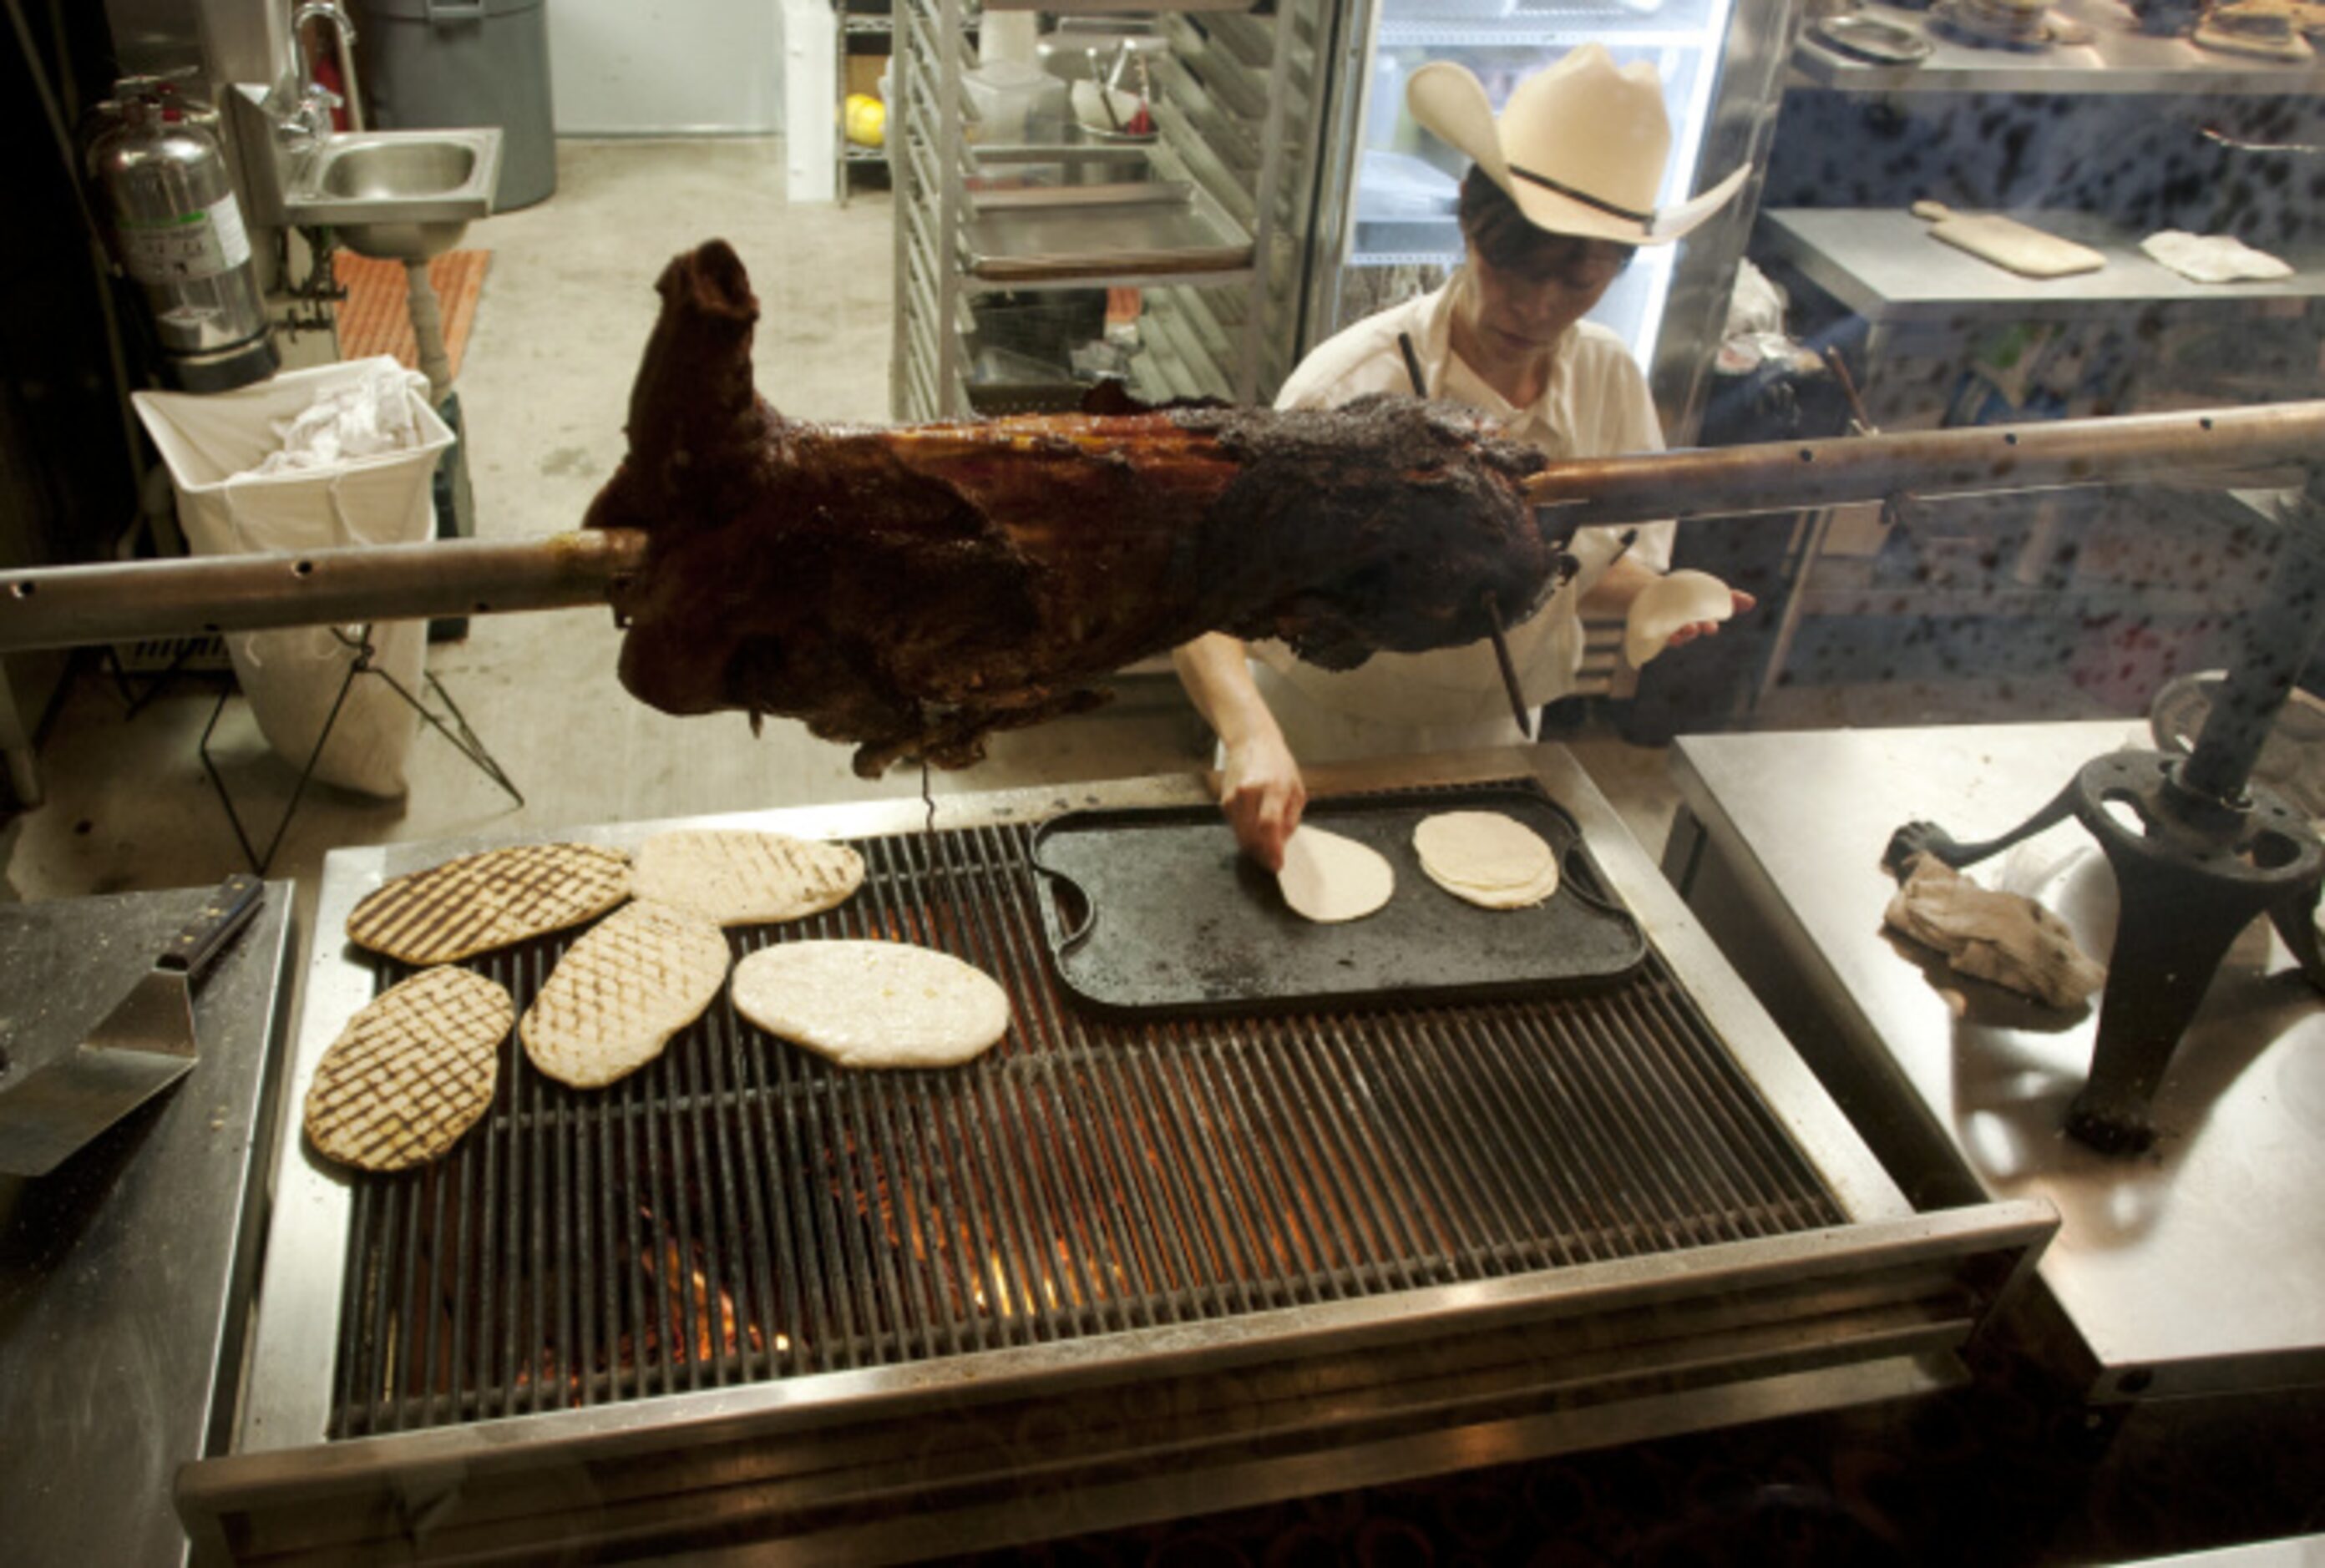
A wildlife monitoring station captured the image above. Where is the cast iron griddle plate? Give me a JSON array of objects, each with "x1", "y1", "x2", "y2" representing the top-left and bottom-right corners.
[{"x1": 1030, "y1": 781, "x2": 1647, "y2": 1016}]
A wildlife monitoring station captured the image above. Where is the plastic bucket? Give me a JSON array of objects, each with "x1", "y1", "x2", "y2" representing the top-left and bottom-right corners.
[{"x1": 358, "y1": 0, "x2": 557, "y2": 210}]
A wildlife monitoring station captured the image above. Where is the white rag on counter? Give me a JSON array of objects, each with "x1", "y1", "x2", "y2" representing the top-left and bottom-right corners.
[
  {"x1": 246, "y1": 362, "x2": 425, "y2": 475},
  {"x1": 2140, "y1": 230, "x2": 2296, "y2": 284},
  {"x1": 1884, "y1": 852, "x2": 2108, "y2": 1010}
]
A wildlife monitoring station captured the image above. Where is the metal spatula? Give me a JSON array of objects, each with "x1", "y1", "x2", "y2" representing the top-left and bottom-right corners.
[{"x1": 0, "y1": 874, "x2": 265, "y2": 1178}]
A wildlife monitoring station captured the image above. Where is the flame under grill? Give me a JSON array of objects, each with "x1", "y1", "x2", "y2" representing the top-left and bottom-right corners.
[{"x1": 331, "y1": 795, "x2": 1843, "y2": 1439}]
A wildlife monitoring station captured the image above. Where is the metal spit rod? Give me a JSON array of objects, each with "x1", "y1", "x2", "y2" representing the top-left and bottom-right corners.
[
  {"x1": 0, "y1": 529, "x2": 651, "y2": 654},
  {"x1": 1518, "y1": 397, "x2": 2322, "y2": 527},
  {"x1": 1, "y1": 401, "x2": 2317, "y2": 654}
]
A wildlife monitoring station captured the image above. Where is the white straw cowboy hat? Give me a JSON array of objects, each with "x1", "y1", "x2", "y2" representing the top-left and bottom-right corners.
[{"x1": 1406, "y1": 45, "x2": 1748, "y2": 245}]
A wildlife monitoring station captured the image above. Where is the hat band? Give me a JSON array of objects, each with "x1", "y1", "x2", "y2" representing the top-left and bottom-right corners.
[{"x1": 1507, "y1": 163, "x2": 1654, "y2": 225}]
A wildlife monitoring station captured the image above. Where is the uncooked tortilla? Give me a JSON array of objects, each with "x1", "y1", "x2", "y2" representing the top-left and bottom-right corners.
[
  {"x1": 1278, "y1": 826, "x2": 1395, "y2": 923},
  {"x1": 1623, "y1": 569, "x2": 1735, "y2": 667},
  {"x1": 1414, "y1": 811, "x2": 1553, "y2": 888},
  {"x1": 732, "y1": 939, "x2": 1011, "y2": 1069},
  {"x1": 1432, "y1": 857, "x2": 1560, "y2": 909},
  {"x1": 1414, "y1": 811, "x2": 1562, "y2": 909}
]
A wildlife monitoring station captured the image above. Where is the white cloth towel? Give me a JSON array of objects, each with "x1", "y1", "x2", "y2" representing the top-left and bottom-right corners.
[
  {"x1": 2140, "y1": 230, "x2": 2295, "y2": 284},
  {"x1": 247, "y1": 362, "x2": 425, "y2": 475},
  {"x1": 1884, "y1": 852, "x2": 2108, "y2": 1009}
]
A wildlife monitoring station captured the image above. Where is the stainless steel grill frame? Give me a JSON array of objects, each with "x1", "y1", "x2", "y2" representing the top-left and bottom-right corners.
[{"x1": 184, "y1": 747, "x2": 2054, "y2": 1564}]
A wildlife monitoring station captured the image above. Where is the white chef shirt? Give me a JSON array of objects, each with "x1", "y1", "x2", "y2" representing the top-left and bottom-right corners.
[{"x1": 1248, "y1": 271, "x2": 1675, "y2": 761}]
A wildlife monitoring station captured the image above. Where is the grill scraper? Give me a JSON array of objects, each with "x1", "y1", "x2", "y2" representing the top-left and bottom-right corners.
[{"x1": 0, "y1": 873, "x2": 265, "y2": 1177}]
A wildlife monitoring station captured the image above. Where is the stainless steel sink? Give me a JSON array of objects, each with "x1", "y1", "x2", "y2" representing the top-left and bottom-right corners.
[{"x1": 283, "y1": 128, "x2": 503, "y2": 261}]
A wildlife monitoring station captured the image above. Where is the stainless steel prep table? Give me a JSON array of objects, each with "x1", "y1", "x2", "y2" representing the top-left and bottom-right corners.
[
  {"x1": 0, "y1": 883, "x2": 296, "y2": 1566},
  {"x1": 1663, "y1": 721, "x2": 2325, "y2": 1400}
]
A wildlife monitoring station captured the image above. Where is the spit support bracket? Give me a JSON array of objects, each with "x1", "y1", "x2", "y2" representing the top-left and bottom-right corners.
[{"x1": 1883, "y1": 473, "x2": 2325, "y2": 1156}]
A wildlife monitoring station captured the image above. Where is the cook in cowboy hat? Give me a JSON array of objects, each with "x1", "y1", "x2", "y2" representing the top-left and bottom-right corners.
[{"x1": 1175, "y1": 45, "x2": 1756, "y2": 870}]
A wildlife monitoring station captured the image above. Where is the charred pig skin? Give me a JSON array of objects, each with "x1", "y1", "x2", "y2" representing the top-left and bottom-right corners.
[{"x1": 585, "y1": 240, "x2": 1555, "y2": 776}]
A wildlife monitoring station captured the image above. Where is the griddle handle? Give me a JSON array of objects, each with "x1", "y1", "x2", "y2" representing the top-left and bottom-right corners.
[
  {"x1": 1556, "y1": 845, "x2": 1637, "y2": 928},
  {"x1": 1027, "y1": 847, "x2": 1098, "y2": 954}
]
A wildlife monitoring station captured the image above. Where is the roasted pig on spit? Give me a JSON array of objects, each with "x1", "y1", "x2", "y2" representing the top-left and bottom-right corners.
[{"x1": 586, "y1": 240, "x2": 1556, "y2": 776}]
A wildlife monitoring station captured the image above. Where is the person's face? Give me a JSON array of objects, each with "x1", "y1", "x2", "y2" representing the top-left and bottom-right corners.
[{"x1": 1463, "y1": 239, "x2": 1630, "y2": 362}]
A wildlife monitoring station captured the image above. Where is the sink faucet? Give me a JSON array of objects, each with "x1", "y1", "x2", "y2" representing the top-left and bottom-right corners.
[
  {"x1": 271, "y1": 0, "x2": 363, "y2": 146},
  {"x1": 293, "y1": 0, "x2": 365, "y2": 131}
]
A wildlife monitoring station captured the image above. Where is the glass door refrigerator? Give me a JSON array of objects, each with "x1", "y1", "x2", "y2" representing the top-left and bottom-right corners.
[{"x1": 1298, "y1": 0, "x2": 1800, "y2": 438}]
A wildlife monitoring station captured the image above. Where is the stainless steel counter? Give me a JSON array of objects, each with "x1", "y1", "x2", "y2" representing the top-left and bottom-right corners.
[
  {"x1": 1664, "y1": 722, "x2": 2325, "y2": 1400},
  {"x1": 1791, "y1": 0, "x2": 2325, "y2": 95},
  {"x1": 0, "y1": 883, "x2": 295, "y2": 1566},
  {"x1": 1758, "y1": 207, "x2": 2325, "y2": 326}
]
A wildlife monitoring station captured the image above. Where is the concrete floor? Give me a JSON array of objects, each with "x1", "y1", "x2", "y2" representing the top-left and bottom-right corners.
[{"x1": 0, "y1": 138, "x2": 1692, "y2": 920}]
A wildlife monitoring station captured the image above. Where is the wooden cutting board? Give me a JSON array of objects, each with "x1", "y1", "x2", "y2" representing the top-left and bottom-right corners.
[{"x1": 1912, "y1": 200, "x2": 2106, "y2": 278}]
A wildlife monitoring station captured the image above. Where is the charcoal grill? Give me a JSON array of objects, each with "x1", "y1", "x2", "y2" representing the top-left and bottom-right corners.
[{"x1": 181, "y1": 748, "x2": 2054, "y2": 1563}]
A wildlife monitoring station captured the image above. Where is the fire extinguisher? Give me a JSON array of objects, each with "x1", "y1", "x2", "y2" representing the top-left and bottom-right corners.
[{"x1": 85, "y1": 77, "x2": 280, "y2": 392}]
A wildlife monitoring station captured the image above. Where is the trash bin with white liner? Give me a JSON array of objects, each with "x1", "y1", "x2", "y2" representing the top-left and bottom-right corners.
[
  {"x1": 131, "y1": 358, "x2": 454, "y2": 799},
  {"x1": 358, "y1": 0, "x2": 557, "y2": 210}
]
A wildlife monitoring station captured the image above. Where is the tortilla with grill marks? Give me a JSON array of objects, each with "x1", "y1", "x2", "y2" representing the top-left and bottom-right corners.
[
  {"x1": 628, "y1": 828, "x2": 864, "y2": 925},
  {"x1": 347, "y1": 842, "x2": 632, "y2": 964},
  {"x1": 304, "y1": 966, "x2": 514, "y2": 1171}
]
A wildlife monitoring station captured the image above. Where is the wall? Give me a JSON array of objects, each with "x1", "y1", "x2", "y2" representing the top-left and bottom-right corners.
[{"x1": 548, "y1": 0, "x2": 784, "y2": 135}]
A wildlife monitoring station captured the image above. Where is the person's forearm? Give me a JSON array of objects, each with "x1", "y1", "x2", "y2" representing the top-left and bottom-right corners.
[
  {"x1": 1173, "y1": 633, "x2": 1304, "y2": 869},
  {"x1": 1173, "y1": 633, "x2": 1279, "y2": 748}
]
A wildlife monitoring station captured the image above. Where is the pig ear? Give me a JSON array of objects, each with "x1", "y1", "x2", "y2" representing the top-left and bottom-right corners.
[
  {"x1": 680, "y1": 240, "x2": 757, "y2": 316},
  {"x1": 628, "y1": 241, "x2": 766, "y2": 466}
]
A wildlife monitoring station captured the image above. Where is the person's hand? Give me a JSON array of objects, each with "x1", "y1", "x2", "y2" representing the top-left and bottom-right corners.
[
  {"x1": 1219, "y1": 731, "x2": 1306, "y2": 872},
  {"x1": 1662, "y1": 589, "x2": 1758, "y2": 652}
]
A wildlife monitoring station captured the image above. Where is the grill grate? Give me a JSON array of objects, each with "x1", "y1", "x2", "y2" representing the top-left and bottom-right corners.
[{"x1": 330, "y1": 789, "x2": 1844, "y2": 1437}]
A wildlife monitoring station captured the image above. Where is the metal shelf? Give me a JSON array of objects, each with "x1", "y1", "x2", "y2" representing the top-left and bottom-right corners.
[
  {"x1": 1163, "y1": 282, "x2": 1237, "y2": 362},
  {"x1": 1143, "y1": 291, "x2": 1237, "y2": 399},
  {"x1": 965, "y1": 181, "x2": 1252, "y2": 284},
  {"x1": 1757, "y1": 206, "x2": 2325, "y2": 326},
  {"x1": 1377, "y1": 19, "x2": 1707, "y2": 44},
  {"x1": 839, "y1": 0, "x2": 970, "y2": 208},
  {"x1": 963, "y1": 265, "x2": 1259, "y2": 295},
  {"x1": 1349, "y1": 246, "x2": 1464, "y2": 269},
  {"x1": 835, "y1": 0, "x2": 893, "y2": 206},
  {"x1": 894, "y1": 0, "x2": 1313, "y2": 416},
  {"x1": 1796, "y1": 569, "x2": 2224, "y2": 620},
  {"x1": 985, "y1": 0, "x2": 1257, "y2": 11},
  {"x1": 1161, "y1": 15, "x2": 1269, "y2": 119},
  {"x1": 1791, "y1": 0, "x2": 2325, "y2": 94}
]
